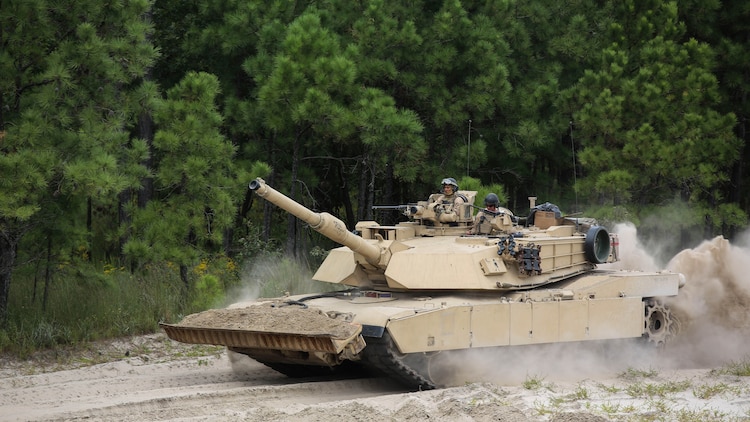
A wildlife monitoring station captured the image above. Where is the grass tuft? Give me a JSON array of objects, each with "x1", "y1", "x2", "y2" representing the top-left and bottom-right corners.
[
  {"x1": 523, "y1": 374, "x2": 546, "y2": 390},
  {"x1": 711, "y1": 356, "x2": 750, "y2": 377},
  {"x1": 692, "y1": 382, "x2": 740, "y2": 400},
  {"x1": 618, "y1": 366, "x2": 659, "y2": 381}
]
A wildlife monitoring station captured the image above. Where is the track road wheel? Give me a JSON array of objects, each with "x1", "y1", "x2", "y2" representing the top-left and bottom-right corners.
[
  {"x1": 643, "y1": 299, "x2": 679, "y2": 347},
  {"x1": 228, "y1": 348, "x2": 368, "y2": 379}
]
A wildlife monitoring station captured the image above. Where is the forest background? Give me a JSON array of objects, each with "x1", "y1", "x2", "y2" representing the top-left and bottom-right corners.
[{"x1": 0, "y1": 0, "x2": 748, "y2": 354}]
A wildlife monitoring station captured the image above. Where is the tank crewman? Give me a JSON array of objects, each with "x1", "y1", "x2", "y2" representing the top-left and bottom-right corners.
[
  {"x1": 430, "y1": 177, "x2": 467, "y2": 219},
  {"x1": 469, "y1": 193, "x2": 500, "y2": 234}
]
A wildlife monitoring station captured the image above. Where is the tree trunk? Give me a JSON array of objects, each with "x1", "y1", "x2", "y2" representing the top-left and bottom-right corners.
[
  {"x1": 87, "y1": 197, "x2": 92, "y2": 232},
  {"x1": 287, "y1": 136, "x2": 299, "y2": 257},
  {"x1": 180, "y1": 264, "x2": 189, "y2": 290},
  {"x1": 339, "y1": 162, "x2": 355, "y2": 227},
  {"x1": 728, "y1": 113, "x2": 746, "y2": 240},
  {"x1": 137, "y1": 7, "x2": 155, "y2": 210},
  {"x1": 118, "y1": 189, "x2": 132, "y2": 267},
  {"x1": 32, "y1": 260, "x2": 39, "y2": 304},
  {"x1": 369, "y1": 166, "x2": 375, "y2": 221},
  {"x1": 42, "y1": 237, "x2": 52, "y2": 311},
  {"x1": 382, "y1": 156, "x2": 394, "y2": 224},
  {"x1": 229, "y1": 188, "x2": 255, "y2": 257},
  {"x1": 357, "y1": 156, "x2": 368, "y2": 221},
  {"x1": 261, "y1": 134, "x2": 276, "y2": 243},
  {"x1": 138, "y1": 112, "x2": 155, "y2": 209},
  {"x1": 0, "y1": 230, "x2": 17, "y2": 325}
]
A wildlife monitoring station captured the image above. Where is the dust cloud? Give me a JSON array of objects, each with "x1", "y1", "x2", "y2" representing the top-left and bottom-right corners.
[
  {"x1": 429, "y1": 338, "x2": 657, "y2": 387},
  {"x1": 600, "y1": 223, "x2": 750, "y2": 369},
  {"x1": 663, "y1": 234, "x2": 750, "y2": 367},
  {"x1": 604, "y1": 222, "x2": 661, "y2": 271},
  {"x1": 225, "y1": 252, "x2": 320, "y2": 306},
  {"x1": 438, "y1": 223, "x2": 750, "y2": 386}
]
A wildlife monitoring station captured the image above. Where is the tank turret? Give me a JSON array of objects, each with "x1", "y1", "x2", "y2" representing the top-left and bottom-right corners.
[
  {"x1": 250, "y1": 177, "x2": 617, "y2": 292},
  {"x1": 162, "y1": 178, "x2": 684, "y2": 391}
]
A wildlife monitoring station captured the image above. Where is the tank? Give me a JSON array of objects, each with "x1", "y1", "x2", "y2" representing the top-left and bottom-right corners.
[{"x1": 161, "y1": 177, "x2": 684, "y2": 390}]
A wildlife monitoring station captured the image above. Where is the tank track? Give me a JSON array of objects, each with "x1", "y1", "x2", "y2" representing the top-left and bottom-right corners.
[{"x1": 361, "y1": 332, "x2": 437, "y2": 391}]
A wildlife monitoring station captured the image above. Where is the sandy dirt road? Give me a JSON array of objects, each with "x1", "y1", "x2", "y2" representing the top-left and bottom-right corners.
[
  {"x1": 2, "y1": 333, "x2": 749, "y2": 422},
  {"x1": 0, "y1": 334, "x2": 414, "y2": 422}
]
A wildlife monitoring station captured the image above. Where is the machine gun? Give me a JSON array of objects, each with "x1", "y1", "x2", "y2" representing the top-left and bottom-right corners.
[
  {"x1": 470, "y1": 204, "x2": 520, "y2": 225},
  {"x1": 371, "y1": 204, "x2": 413, "y2": 211},
  {"x1": 372, "y1": 204, "x2": 424, "y2": 221},
  {"x1": 470, "y1": 204, "x2": 505, "y2": 217}
]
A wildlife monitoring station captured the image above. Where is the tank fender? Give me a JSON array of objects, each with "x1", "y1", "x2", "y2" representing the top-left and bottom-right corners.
[{"x1": 585, "y1": 226, "x2": 612, "y2": 264}]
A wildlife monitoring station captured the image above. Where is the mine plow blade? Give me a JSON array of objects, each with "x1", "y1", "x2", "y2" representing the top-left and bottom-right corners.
[
  {"x1": 159, "y1": 303, "x2": 367, "y2": 360},
  {"x1": 160, "y1": 323, "x2": 364, "y2": 355}
]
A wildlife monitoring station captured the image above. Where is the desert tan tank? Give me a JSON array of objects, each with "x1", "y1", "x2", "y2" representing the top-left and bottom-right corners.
[{"x1": 161, "y1": 178, "x2": 684, "y2": 390}]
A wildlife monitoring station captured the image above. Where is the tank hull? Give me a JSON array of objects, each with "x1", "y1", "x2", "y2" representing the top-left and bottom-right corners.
[{"x1": 162, "y1": 269, "x2": 680, "y2": 389}]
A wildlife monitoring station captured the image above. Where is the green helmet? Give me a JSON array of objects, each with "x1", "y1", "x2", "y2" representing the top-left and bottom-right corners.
[
  {"x1": 441, "y1": 177, "x2": 459, "y2": 191},
  {"x1": 484, "y1": 193, "x2": 500, "y2": 207}
]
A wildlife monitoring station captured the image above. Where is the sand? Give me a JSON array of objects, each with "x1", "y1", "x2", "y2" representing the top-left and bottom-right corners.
[{"x1": 1, "y1": 333, "x2": 748, "y2": 421}]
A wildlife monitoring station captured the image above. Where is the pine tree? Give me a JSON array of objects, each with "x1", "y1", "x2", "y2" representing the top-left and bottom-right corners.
[
  {"x1": 561, "y1": 0, "x2": 741, "y2": 243},
  {"x1": 123, "y1": 71, "x2": 237, "y2": 288},
  {"x1": 0, "y1": 0, "x2": 158, "y2": 322}
]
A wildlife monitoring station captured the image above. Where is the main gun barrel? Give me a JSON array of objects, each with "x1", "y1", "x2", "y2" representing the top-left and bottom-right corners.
[{"x1": 249, "y1": 178, "x2": 382, "y2": 265}]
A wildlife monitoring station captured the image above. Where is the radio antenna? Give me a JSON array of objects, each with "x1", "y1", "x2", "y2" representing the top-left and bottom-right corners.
[{"x1": 467, "y1": 119, "x2": 472, "y2": 177}]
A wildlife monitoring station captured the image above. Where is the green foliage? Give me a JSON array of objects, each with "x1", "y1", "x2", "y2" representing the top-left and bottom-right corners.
[
  {"x1": 0, "y1": 0, "x2": 160, "y2": 322},
  {"x1": 708, "y1": 203, "x2": 747, "y2": 233},
  {"x1": 190, "y1": 275, "x2": 224, "y2": 310},
  {"x1": 2, "y1": 263, "x2": 180, "y2": 356},
  {"x1": 125, "y1": 71, "x2": 238, "y2": 268},
  {"x1": 1, "y1": 257, "x2": 242, "y2": 356},
  {"x1": 0, "y1": 146, "x2": 52, "y2": 220},
  {"x1": 457, "y1": 176, "x2": 508, "y2": 208},
  {"x1": 580, "y1": 204, "x2": 638, "y2": 229},
  {"x1": 562, "y1": 1, "x2": 741, "y2": 225},
  {"x1": 0, "y1": 329, "x2": 9, "y2": 351},
  {"x1": 356, "y1": 88, "x2": 427, "y2": 183},
  {"x1": 153, "y1": 0, "x2": 748, "y2": 251}
]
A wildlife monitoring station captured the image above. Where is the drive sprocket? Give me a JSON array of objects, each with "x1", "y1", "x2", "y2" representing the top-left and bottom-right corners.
[{"x1": 643, "y1": 299, "x2": 679, "y2": 346}]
